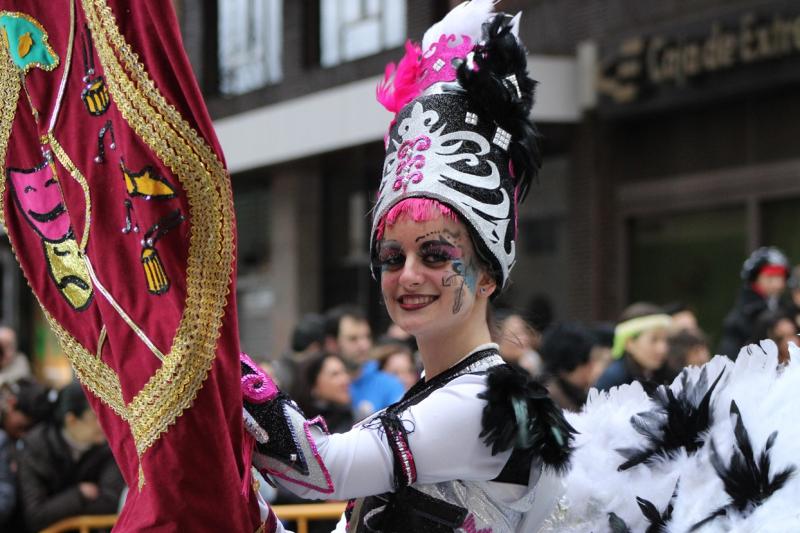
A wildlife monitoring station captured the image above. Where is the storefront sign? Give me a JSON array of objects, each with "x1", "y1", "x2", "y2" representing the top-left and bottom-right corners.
[{"x1": 598, "y1": 3, "x2": 800, "y2": 114}]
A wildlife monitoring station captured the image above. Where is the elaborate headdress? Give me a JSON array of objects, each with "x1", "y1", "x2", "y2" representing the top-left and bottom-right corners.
[{"x1": 370, "y1": 0, "x2": 542, "y2": 289}]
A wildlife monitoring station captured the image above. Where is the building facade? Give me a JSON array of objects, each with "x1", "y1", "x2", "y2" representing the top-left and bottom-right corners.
[
  {"x1": 186, "y1": 0, "x2": 800, "y2": 356},
  {"x1": 179, "y1": 0, "x2": 582, "y2": 358},
  {"x1": 5, "y1": 0, "x2": 800, "y2": 363}
]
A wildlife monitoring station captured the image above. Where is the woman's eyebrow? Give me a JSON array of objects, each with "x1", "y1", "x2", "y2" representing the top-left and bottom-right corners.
[
  {"x1": 377, "y1": 240, "x2": 402, "y2": 251},
  {"x1": 418, "y1": 239, "x2": 462, "y2": 256}
]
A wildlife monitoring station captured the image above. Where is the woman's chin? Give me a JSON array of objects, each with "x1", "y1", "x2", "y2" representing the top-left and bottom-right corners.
[{"x1": 391, "y1": 314, "x2": 435, "y2": 338}]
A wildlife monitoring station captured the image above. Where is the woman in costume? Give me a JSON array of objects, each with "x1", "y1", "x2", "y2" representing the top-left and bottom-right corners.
[{"x1": 241, "y1": 2, "x2": 574, "y2": 532}]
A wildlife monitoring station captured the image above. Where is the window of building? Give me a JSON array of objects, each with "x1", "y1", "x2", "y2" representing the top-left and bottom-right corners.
[
  {"x1": 233, "y1": 185, "x2": 273, "y2": 357},
  {"x1": 761, "y1": 196, "x2": 800, "y2": 265},
  {"x1": 628, "y1": 207, "x2": 747, "y2": 344},
  {"x1": 218, "y1": 0, "x2": 282, "y2": 95},
  {"x1": 320, "y1": 0, "x2": 406, "y2": 67}
]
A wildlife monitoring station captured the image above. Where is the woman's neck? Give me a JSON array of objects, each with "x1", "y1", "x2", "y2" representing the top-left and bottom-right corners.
[{"x1": 416, "y1": 321, "x2": 493, "y2": 380}]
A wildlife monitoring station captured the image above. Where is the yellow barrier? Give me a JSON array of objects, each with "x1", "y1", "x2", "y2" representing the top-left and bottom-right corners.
[
  {"x1": 38, "y1": 503, "x2": 347, "y2": 533},
  {"x1": 273, "y1": 502, "x2": 347, "y2": 533},
  {"x1": 39, "y1": 514, "x2": 118, "y2": 533}
]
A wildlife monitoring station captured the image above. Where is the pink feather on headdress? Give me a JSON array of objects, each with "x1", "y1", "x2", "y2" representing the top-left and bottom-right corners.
[{"x1": 376, "y1": 40, "x2": 422, "y2": 114}]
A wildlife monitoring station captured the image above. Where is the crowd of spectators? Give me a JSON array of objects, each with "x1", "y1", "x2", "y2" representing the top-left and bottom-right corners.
[
  {"x1": 2, "y1": 245, "x2": 799, "y2": 531},
  {"x1": 0, "y1": 327, "x2": 124, "y2": 532}
]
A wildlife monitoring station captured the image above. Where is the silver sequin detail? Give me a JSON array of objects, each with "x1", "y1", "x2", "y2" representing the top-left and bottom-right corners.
[
  {"x1": 504, "y1": 74, "x2": 522, "y2": 99},
  {"x1": 493, "y1": 127, "x2": 512, "y2": 150},
  {"x1": 465, "y1": 111, "x2": 478, "y2": 125},
  {"x1": 243, "y1": 408, "x2": 270, "y2": 444},
  {"x1": 254, "y1": 404, "x2": 333, "y2": 494},
  {"x1": 432, "y1": 58, "x2": 446, "y2": 71}
]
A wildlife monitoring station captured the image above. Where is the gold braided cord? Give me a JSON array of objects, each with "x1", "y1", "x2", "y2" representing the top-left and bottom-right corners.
[
  {"x1": 47, "y1": 133, "x2": 91, "y2": 251},
  {"x1": 0, "y1": 30, "x2": 20, "y2": 229},
  {"x1": 82, "y1": 0, "x2": 234, "y2": 458},
  {"x1": 96, "y1": 325, "x2": 107, "y2": 358},
  {"x1": 42, "y1": 306, "x2": 127, "y2": 417}
]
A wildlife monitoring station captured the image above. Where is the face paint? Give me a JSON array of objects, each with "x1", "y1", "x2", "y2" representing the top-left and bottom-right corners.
[
  {"x1": 418, "y1": 237, "x2": 462, "y2": 265},
  {"x1": 8, "y1": 163, "x2": 70, "y2": 242},
  {"x1": 376, "y1": 241, "x2": 403, "y2": 272},
  {"x1": 463, "y1": 259, "x2": 479, "y2": 293},
  {"x1": 441, "y1": 258, "x2": 467, "y2": 314}
]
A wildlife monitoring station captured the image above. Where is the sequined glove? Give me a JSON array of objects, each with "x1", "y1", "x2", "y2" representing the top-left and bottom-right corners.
[{"x1": 240, "y1": 352, "x2": 335, "y2": 495}]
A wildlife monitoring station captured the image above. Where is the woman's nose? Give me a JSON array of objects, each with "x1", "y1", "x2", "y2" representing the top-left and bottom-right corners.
[{"x1": 398, "y1": 256, "x2": 425, "y2": 287}]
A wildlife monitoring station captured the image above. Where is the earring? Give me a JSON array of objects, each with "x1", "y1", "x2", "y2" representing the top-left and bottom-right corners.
[{"x1": 480, "y1": 287, "x2": 487, "y2": 295}]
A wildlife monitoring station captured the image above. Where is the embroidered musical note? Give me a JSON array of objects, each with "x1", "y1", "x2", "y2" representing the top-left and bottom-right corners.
[
  {"x1": 94, "y1": 120, "x2": 116, "y2": 163},
  {"x1": 121, "y1": 199, "x2": 139, "y2": 234},
  {"x1": 80, "y1": 24, "x2": 110, "y2": 115}
]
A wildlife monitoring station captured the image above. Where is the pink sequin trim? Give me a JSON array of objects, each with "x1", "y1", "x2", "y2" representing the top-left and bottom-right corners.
[
  {"x1": 387, "y1": 426, "x2": 417, "y2": 486},
  {"x1": 393, "y1": 135, "x2": 431, "y2": 192},
  {"x1": 418, "y1": 34, "x2": 473, "y2": 92},
  {"x1": 462, "y1": 513, "x2": 492, "y2": 533},
  {"x1": 376, "y1": 34, "x2": 474, "y2": 118},
  {"x1": 376, "y1": 40, "x2": 423, "y2": 114},
  {"x1": 262, "y1": 415, "x2": 335, "y2": 495},
  {"x1": 240, "y1": 352, "x2": 279, "y2": 403}
]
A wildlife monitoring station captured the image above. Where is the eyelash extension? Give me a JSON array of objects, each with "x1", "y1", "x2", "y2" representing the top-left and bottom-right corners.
[
  {"x1": 375, "y1": 249, "x2": 405, "y2": 271},
  {"x1": 419, "y1": 243, "x2": 461, "y2": 262}
]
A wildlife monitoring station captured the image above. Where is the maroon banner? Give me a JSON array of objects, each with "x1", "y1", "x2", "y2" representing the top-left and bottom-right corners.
[{"x1": 0, "y1": 1, "x2": 261, "y2": 530}]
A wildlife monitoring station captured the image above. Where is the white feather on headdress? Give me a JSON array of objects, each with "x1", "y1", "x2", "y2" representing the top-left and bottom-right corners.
[{"x1": 421, "y1": 0, "x2": 497, "y2": 52}]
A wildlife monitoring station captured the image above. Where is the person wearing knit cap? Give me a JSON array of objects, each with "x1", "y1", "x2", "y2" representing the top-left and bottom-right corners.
[
  {"x1": 594, "y1": 302, "x2": 672, "y2": 391},
  {"x1": 240, "y1": 2, "x2": 574, "y2": 532},
  {"x1": 718, "y1": 246, "x2": 790, "y2": 359}
]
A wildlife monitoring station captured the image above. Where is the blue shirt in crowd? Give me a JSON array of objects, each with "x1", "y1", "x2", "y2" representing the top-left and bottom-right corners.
[{"x1": 350, "y1": 360, "x2": 405, "y2": 420}]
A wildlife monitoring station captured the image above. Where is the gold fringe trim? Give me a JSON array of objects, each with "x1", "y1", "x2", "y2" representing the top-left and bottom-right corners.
[
  {"x1": 46, "y1": 133, "x2": 92, "y2": 251},
  {"x1": 0, "y1": 26, "x2": 21, "y2": 229},
  {"x1": 81, "y1": 0, "x2": 234, "y2": 460}
]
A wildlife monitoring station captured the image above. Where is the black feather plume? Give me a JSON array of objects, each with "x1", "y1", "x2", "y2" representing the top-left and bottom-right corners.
[
  {"x1": 608, "y1": 481, "x2": 677, "y2": 533},
  {"x1": 457, "y1": 13, "x2": 541, "y2": 202},
  {"x1": 477, "y1": 364, "x2": 575, "y2": 473},
  {"x1": 635, "y1": 479, "x2": 679, "y2": 533},
  {"x1": 690, "y1": 400, "x2": 796, "y2": 531},
  {"x1": 617, "y1": 367, "x2": 724, "y2": 471},
  {"x1": 608, "y1": 512, "x2": 633, "y2": 533}
]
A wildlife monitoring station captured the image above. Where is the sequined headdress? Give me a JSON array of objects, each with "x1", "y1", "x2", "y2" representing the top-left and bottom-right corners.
[{"x1": 371, "y1": 0, "x2": 541, "y2": 289}]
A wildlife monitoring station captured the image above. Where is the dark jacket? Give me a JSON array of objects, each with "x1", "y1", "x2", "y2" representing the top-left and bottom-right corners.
[
  {"x1": 544, "y1": 375, "x2": 587, "y2": 412},
  {"x1": 302, "y1": 401, "x2": 354, "y2": 435},
  {"x1": 17, "y1": 424, "x2": 124, "y2": 532},
  {"x1": 594, "y1": 356, "x2": 671, "y2": 392},
  {"x1": 718, "y1": 286, "x2": 769, "y2": 359},
  {"x1": 0, "y1": 430, "x2": 14, "y2": 526}
]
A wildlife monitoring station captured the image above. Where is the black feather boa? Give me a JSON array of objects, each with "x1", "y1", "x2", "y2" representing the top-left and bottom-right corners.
[
  {"x1": 457, "y1": 13, "x2": 541, "y2": 202},
  {"x1": 477, "y1": 364, "x2": 575, "y2": 473},
  {"x1": 617, "y1": 366, "x2": 724, "y2": 471},
  {"x1": 690, "y1": 400, "x2": 797, "y2": 531},
  {"x1": 608, "y1": 480, "x2": 678, "y2": 533}
]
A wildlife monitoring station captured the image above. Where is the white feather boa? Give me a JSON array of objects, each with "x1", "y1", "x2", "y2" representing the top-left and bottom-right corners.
[{"x1": 540, "y1": 341, "x2": 800, "y2": 532}]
